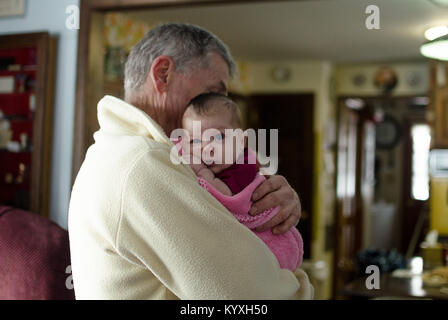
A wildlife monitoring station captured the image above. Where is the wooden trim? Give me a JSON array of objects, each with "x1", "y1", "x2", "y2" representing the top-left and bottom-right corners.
[
  {"x1": 40, "y1": 37, "x2": 57, "y2": 218},
  {"x1": 401, "y1": 115, "x2": 427, "y2": 253},
  {"x1": 29, "y1": 33, "x2": 48, "y2": 215},
  {"x1": 83, "y1": 0, "x2": 297, "y2": 10},
  {"x1": 337, "y1": 94, "x2": 428, "y2": 100},
  {"x1": 0, "y1": 32, "x2": 49, "y2": 50},
  {"x1": 72, "y1": 0, "x2": 92, "y2": 182},
  {"x1": 428, "y1": 60, "x2": 448, "y2": 149}
]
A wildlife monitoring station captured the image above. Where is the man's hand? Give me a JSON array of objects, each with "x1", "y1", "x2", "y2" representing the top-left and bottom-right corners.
[{"x1": 249, "y1": 175, "x2": 301, "y2": 235}]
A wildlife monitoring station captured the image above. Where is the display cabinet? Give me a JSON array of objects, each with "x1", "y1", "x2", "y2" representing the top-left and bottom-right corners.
[{"x1": 0, "y1": 32, "x2": 55, "y2": 217}]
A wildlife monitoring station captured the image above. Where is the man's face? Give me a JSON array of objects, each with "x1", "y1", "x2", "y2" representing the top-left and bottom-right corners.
[{"x1": 163, "y1": 52, "x2": 230, "y2": 135}]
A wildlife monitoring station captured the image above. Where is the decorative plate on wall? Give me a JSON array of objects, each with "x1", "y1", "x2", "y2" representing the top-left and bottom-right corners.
[
  {"x1": 352, "y1": 73, "x2": 367, "y2": 87},
  {"x1": 271, "y1": 66, "x2": 291, "y2": 83},
  {"x1": 406, "y1": 70, "x2": 422, "y2": 88}
]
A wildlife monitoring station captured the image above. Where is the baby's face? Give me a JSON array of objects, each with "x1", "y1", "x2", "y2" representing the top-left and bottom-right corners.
[{"x1": 181, "y1": 105, "x2": 242, "y2": 174}]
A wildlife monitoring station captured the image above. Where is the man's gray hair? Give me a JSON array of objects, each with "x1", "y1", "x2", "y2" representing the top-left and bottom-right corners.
[{"x1": 124, "y1": 23, "x2": 236, "y2": 97}]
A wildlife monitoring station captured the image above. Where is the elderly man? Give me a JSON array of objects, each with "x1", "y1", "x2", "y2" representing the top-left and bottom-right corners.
[{"x1": 68, "y1": 23, "x2": 313, "y2": 299}]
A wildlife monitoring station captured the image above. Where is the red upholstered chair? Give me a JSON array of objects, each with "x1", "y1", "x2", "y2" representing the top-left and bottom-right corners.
[{"x1": 0, "y1": 206, "x2": 75, "y2": 299}]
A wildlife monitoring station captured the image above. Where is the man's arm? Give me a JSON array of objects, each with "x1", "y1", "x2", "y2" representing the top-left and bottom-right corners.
[{"x1": 115, "y1": 148, "x2": 312, "y2": 299}]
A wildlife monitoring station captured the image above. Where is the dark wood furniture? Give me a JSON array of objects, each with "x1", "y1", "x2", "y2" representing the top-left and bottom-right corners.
[
  {"x1": 341, "y1": 273, "x2": 448, "y2": 300},
  {"x1": 0, "y1": 32, "x2": 55, "y2": 217},
  {"x1": 428, "y1": 61, "x2": 448, "y2": 149}
]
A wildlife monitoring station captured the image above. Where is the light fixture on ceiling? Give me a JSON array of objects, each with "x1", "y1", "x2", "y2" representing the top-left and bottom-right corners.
[
  {"x1": 425, "y1": 26, "x2": 448, "y2": 41},
  {"x1": 420, "y1": 34, "x2": 448, "y2": 61},
  {"x1": 428, "y1": 0, "x2": 448, "y2": 7}
]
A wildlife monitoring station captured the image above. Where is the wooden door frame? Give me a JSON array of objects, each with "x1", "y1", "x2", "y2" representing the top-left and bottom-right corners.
[
  {"x1": 333, "y1": 95, "x2": 429, "y2": 298},
  {"x1": 332, "y1": 98, "x2": 363, "y2": 299},
  {"x1": 332, "y1": 96, "x2": 379, "y2": 298},
  {"x1": 401, "y1": 114, "x2": 428, "y2": 254},
  {"x1": 72, "y1": 0, "x2": 303, "y2": 182}
]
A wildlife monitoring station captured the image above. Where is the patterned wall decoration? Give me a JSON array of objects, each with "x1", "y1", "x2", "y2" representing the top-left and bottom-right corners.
[{"x1": 103, "y1": 13, "x2": 151, "y2": 80}]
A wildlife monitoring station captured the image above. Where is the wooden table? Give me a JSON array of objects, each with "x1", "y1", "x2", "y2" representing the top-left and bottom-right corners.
[{"x1": 341, "y1": 273, "x2": 448, "y2": 300}]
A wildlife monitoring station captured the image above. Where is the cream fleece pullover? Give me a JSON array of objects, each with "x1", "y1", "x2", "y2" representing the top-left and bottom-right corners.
[{"x1": 68, "y1": 95, "x2": 313, "y2": 300}]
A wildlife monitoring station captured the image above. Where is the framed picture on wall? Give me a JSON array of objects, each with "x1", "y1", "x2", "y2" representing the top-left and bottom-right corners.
[{"x1": 0, "y1": 0, "x2": 25, "y2": 18}]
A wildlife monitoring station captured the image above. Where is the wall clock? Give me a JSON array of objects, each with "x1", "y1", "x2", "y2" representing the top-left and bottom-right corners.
[
  {"x1": 352, "y1": 73, "x2": 366, "y2": 87},
  {"x1": 375, "y1": 114, "x2": 402, "y2": 149}
]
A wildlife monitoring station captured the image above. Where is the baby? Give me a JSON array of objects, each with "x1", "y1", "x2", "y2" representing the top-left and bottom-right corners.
[
  {"x1": 180, "y1": 93, "x2": 255, "y2": 196},
  {"x1": 178, "y1": 92, "x2": 303, "y2": 271}
]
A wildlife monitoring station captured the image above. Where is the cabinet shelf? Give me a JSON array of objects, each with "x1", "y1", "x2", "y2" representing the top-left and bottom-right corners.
[
  {"x1": 0, "y1": 69, "x2": 36, "y2": 77},
  {"x1": 0, "y1": 149, "x2": 32, "y2": 154},
  {"x1": 0, "y1": 92, "x2": 34, "y2": 97}
]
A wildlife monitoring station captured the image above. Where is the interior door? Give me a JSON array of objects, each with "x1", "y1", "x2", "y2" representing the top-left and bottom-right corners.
[
  {"x1": 246, "y1": 94, "x2": 314, "y2": 260},
  {"x1": 401, "y1": 116, "x2": 430, "y2": 254}
]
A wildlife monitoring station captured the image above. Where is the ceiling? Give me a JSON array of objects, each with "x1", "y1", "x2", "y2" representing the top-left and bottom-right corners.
[{"x1": 125, "y1": 0, "x2": 448, "y2": 63}]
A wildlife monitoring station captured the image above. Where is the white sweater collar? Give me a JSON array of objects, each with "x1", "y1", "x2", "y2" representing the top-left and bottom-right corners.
[{"x1": 97, "y1": 95, "x2": 172, "y2": 146}]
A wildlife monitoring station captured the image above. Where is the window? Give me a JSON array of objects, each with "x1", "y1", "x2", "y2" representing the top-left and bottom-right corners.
[{"x1": 411, "y1": 124, "x2": 431, "y2": 201}]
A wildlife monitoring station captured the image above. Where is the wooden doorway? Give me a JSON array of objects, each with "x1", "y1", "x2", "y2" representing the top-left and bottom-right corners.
[
  {"x1": 401, "y1": 116, "x2": 430, "y2": 255},
  {"x1": 245, "y1": 94, "x2": 315, "y2": 260},
  {"x1": 333, "y1": 98, "x2": 376, "y2": 299},
  {"x1": 72, "y1": 0, "x2": 301, "y2": 181}
]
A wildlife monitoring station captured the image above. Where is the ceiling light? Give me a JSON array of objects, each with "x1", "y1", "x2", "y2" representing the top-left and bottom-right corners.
[
  {"x1": 420, "y1": 34, "x2": 448, "y2": 61},
  {"x1": 425, "y1": 26, "x2": 448, "y2": 41},
  {"x1": 428, "y1": 0, "x2": 448, "y2": 7}
]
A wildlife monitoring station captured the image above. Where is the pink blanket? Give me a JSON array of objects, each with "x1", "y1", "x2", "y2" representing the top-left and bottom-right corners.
[{"x1": 198, "y1": 174, "x2": 303, "y2": 271}]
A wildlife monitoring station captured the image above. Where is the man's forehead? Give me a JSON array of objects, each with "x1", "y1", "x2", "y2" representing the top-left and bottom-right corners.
[{"x1": 204, "y1": 52, "x2": 230, "y2": 93}]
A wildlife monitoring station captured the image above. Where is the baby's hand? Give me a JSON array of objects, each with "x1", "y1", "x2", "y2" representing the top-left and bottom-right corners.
[
  {"x1": 183, "y1": 151, "x2": 206, "y2": 175},
  {"x1": 185, "y1": 152, "x2": 232, "y2": 196},
  {"x1": 189, "y1": 161, "x2": 207, "y2": 175}
]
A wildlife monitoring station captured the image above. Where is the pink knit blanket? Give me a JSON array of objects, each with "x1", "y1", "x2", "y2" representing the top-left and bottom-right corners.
[{"x1": 198, "y1": 174, "x2": 303, "y2": 271}]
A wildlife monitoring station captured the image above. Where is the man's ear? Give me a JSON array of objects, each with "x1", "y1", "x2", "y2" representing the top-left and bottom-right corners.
[{"x1": 150, "y1": 56, "x2": 175, "y2": 93}]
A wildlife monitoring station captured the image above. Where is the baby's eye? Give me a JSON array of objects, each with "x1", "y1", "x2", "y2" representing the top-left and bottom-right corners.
[
  {"x1": 214, "y1": 133, "x2": 224, "y2": 141},
  {"x1": 191, "y1": 139, "x2": 202, "y2": 144}
]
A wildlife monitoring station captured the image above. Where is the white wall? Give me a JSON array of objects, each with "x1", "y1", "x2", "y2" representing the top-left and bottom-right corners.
[{"x1": 0, "y1": 0, "x2": 79, "y2": 229}]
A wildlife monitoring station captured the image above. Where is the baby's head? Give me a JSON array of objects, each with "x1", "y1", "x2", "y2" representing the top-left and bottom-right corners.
[{"x1": 181, "y1": 93, "x2": 244, "y2": 173}]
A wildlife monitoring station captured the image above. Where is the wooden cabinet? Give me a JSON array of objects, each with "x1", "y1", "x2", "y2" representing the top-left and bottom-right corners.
[
  {"x1": 0, "y1": 32, "x2": 55, "y2": 217},
  {"x1": 428, "y1": 61, "x2": 448, "y2": 148}
]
